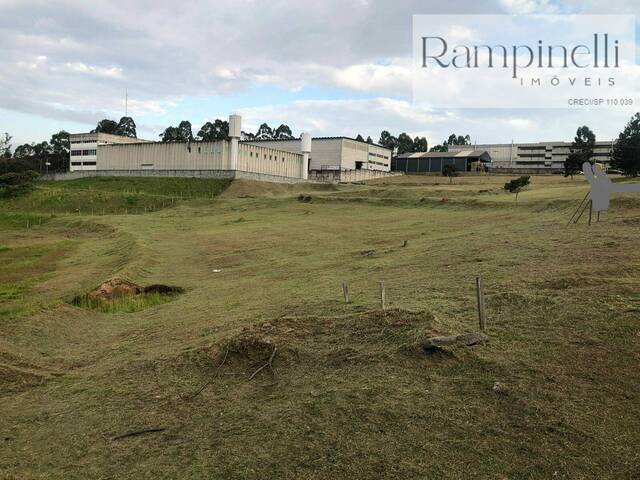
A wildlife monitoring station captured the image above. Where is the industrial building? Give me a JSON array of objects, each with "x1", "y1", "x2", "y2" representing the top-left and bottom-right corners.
[
  {"x1": 68, "y1": 117, "x2": 396, "y2": 183},
  {"x1": 70, "y1": 133, "x2": 147, "y2": 171},
  {"x1": 391, "y1": 150, "x2": 491, "y2": 173},
  {"x1": 246, "y1": 137, "x2": 392, "y2": 172},
  {"x1": 449, "y1": 141, "x2": 615, "y2": 172},
  {"x1": 69, "y1": 115, "x2": 313, "y2": 182}
]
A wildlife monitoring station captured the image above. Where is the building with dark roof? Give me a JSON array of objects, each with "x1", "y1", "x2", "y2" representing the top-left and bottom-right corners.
[
  {"x1": 448, "y1": 141, "x2": 614, "y2": 172},
  {"x1": 391, "y1": 150, "x2": 491, "y2": 173}
]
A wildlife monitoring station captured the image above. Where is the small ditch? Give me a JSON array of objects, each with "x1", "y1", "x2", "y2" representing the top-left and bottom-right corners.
[{"x1": 71, "y1": 278, "x2": 184, "y2": 313}]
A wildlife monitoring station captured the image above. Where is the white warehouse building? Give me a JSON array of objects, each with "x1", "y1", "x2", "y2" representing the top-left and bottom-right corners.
[
  {"x1": 246, "y1": 137, "x2": 392, "y2": 173},
  {"x1": 69, "y1": 115, "x2": 312, "y2": 182},
  {"x1": 68, "y1": 116, "x2": 395, "y2": 183}
]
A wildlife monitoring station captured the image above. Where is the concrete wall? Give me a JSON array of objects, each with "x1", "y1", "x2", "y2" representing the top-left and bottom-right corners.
[
  {"x1": 41, "y1": 169, "x2": 318, "y2": 184},
  {"x1": 42, "y1": 170, "x2": 235, "y2": 181},
  {"x1": 98, "y1": 141, "x2": 229, "y2": 170},
  {"x1": 309, "y1": 169, "x2": 402, "y2": 183},
  {"x1": 95, "y1": 141, "x2": 304, "y2": 179},
  {"x1": 238, "y1": 143, "x2": 304, "y2": 178}
]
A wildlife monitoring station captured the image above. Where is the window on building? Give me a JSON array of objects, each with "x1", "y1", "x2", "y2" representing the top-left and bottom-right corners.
[
  {"x1": 82, "y1": 161, "x2": 96, "y2": 166},
  {"x1": 71, "y1": 150, "x2": 82, "y2": 156},
  {"x1": 71, "y1": 161, "x2": 81, "y2": 166}
]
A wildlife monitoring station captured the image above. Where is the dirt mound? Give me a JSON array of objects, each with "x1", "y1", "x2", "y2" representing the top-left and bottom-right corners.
[
  {"x1": 84, "y1": 279, "x2": 185, "y2": 300},
  {"x1": 89, "y1": 278, "x2": 141, "y2": 300},
  {"x1": 217, "y1": 309, "x2": 440, "y2": 366},
  {"x1": 71, "y1": 279, "x2": 185, "y2": 312}
]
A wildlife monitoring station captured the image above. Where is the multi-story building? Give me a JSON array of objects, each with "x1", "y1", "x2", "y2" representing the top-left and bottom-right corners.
[
  {"x1": 449, "y1": 141, "x2": 615, "y2": 172},
  {"x1": 69, "y1": 133, "x2": 148, "y2": 171}
]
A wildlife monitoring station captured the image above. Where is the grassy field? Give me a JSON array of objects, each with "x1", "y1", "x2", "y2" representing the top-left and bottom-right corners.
[{"x1": 1, "y1": 174, "x2": 639, "y2": 479}]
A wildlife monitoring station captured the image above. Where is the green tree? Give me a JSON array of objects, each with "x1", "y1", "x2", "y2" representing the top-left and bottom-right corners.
[
  {"x1": 366, "y1": 136, "x2": 373, "y2": 144},
  {"x1": 197, "y1": 119, "x2": 229, "y2": 141},
  {"x1": 13, "y1": 144, "x2": 35, "y2": 158},
  {"x1": 442, "y1": 164, "x2": 458, "y2": 184},
  {"x1": 430, "y1": 143, "x2": 448, "y2": 152},
  {"x1": 0, "y1": 133, "x2": 12, "y2": 158},
  {"x1": 504, "y1": 176, "x2": 531, "y2": 201},
  {"x1": 50, "y1": 131, "x2": 70, "y2": 156},
  {"x1": 565, "y1": 125, "x2": 595, "y2": 178},
  {"x1": 355, "y1": 134, "x2": 365, "y2": 142},
  {"x1": 378, "y1": 131, "x2": 397, "y2": 153},
  {"x1": 447, "y1": 134, "x2": 471, "y2": 146},
  {"x1": 255, "y1": 123, "x2": 274, "y2": 140},
  {"x1": 178, "y1": 121, "x2": 194, "y2": 142},
  {"x1": 92, "y1": 119, "x2": 119, "y2": 135},
  {"x1": 611, "y1": 112, "x2": 640, "y2": 176},
  {"x1": 396, "y1": 133, "x2": 414, "y2": 154},
  {"x1": 412, "y1": 136, "x2": 428, "y2": 152},
  {"x1": 274, "y1": 124, "x2": 294, "y2": 140},
  {"x1": 160, "y1": 126, "x2": 181, "y2": 142},
  {"x1": 116, "y1": 117, "x2": 137, "y2": 138}
]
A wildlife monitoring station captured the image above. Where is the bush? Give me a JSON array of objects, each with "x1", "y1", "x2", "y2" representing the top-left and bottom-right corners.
[
  {"x1": 442, "y1": 164, "x2": 459, "y2": 183},
  {"x1": 504, "y1": 176, "x2": 530, "y2": 201},
  {"x1": 0, "y1": 170, "x2": 39, "y2": 197}
]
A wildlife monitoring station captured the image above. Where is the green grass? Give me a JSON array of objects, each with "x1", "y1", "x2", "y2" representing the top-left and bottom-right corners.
[
  {"x1": 72, "y1": 291, "x2": 182, "y2": 314},
  {"x1": 1, "y1": 174, "x2": 639, "y2": 479},
  {"x1": 1, "y1": 176, "x2": 231, "y2": 215}
]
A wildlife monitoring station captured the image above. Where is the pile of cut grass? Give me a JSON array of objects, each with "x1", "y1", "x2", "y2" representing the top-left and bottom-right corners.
[{"x1": 72, "y1": 291, "x2": 181, "y2": 314}]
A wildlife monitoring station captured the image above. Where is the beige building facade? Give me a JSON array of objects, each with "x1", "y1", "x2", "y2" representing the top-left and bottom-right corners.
[
  {"x1": 246, "y1": 137, "x2": 392, "y2": 172},
  {"x1": 449, "y1": 141, "x2": 615, "y2": 171},
  {"x1": 70, "y1": 132, "x2": 147, "y2": 171},
  {"x1": 69, "y1": 115, "x2": 310, "y2": 181}
]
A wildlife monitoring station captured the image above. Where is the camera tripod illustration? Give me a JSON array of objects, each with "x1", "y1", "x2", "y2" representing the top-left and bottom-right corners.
[{"x1": 568, "y1": 162, "x2": 640, "y2": 226}]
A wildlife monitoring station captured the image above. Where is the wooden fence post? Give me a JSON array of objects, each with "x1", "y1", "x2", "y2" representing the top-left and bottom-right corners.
[
  {"x1": 342, "y1": 282, "x2": 349, "y2": 304},
  {"x1": 379, "y1": 281, "x2": 386, "y2": 310},
  {"x1": 476, "y1": 276, "x2": 486, "y2": 331}
]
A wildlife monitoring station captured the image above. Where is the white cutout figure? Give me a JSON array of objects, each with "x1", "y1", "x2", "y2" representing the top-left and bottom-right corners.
[{"x1": 582, "y1": 162, "x2": 640, "y2": 212}]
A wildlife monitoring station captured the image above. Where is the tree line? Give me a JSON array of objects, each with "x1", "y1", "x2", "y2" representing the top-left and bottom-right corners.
[
  {"x1": 159, "y1": 120, "x2": 296, "y2": 143},
  {"x1": 0, "y1": 131, "x2": 70, "y2": 174},
  {"x1": 564, "y1": 112, "x2": 640, "y2": 178},
  {"x1": 375, "y1": 131, "x2": 471, "y2": 154}
]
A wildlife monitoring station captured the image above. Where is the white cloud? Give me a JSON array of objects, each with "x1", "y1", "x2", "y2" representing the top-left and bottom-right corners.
[
  {"x1": 0, "y1": 0, "x2": 638, "y2": 144},
  {"x1": 499, "y1": 0, "x2": 560, "y2": 14},
  {"x1": 59, "y1": 62, "x2": 123, "y2": 79}
]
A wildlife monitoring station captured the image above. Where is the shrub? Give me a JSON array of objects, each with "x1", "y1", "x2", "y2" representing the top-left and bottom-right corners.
[
  {"x1": 504, "y1": 176, "x2": 531, "y2": 201},
  {"x1": 0, "y1": 170, "x2": 39, "y2": 197}
]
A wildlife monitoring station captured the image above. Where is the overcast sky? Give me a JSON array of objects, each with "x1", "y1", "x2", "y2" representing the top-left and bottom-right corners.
[{"x1": 0, "y1": 0, "x2": 638, "y2": 148}]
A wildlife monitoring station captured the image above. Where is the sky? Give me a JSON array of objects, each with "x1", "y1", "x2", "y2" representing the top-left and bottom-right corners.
[{"x1": 0, "y1": 0, "x2": 638, "y2": 149}]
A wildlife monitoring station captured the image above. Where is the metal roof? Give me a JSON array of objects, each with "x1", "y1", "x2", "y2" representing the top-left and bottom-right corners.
[
  {"x1": 395, "y1": 150, "x2": 490, "y2": 160},
  {"x1": 243, "y1": 136, "x2": 390, "y2": 150}
]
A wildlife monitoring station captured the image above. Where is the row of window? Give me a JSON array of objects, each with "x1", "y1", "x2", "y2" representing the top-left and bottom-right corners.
[
  {"x1": 368, "y1": 152, "x2": 389, "y2": 160},
  {"x1": 70, "y1": 149, "x2": 97, "y2": 156},
  {"x1": 248, "y1": 151, "x2": 288, "y2": 162},
  {"x1": 71, "y1": 161, "x2": 96, "y2": 166}
]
